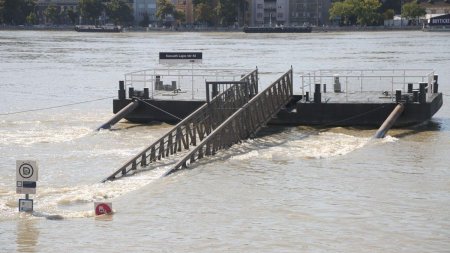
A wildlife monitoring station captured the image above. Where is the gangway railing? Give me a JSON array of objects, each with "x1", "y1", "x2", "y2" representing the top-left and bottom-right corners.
[
  {"x1": 164, "y1": 68, "x2": 293, "y2": 176},
  {"x1": 298, "y1": 69, "x2": 436, "y2": 102},
  {"x1": 102, "y1": 69, "x2": 258, "y2": 182}
]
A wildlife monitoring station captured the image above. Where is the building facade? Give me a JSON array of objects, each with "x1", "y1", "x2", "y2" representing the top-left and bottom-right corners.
[
  {"x1": 289, "y1": 0, "x2": 330, "y2": 26},
  {"x1": 134, "y1": 0, "x2": 157, "y2": 25},
  {"x1": 248, "y1": 0, "x2": 331, "y2": 27},
  {"x1": 249, "y1": 0, "x2": 289, "y2": 26}
]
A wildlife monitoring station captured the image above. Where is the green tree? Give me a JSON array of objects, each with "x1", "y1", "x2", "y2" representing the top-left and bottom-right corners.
[
  {"x1": 215, "y1": 0, "x2": 237, "y2": 26},
  {"x1": 357, "y1": 0, "x2": 381, "y2": 26},
  {"x1": 329, "y1": 0, "x2": 355, "y2": 25},
  {"x1": 173, "y1": 9, "x2": 185, "y2": 24},
  {"x1": 383, "y1": 9, "x2": 395, "y2": 20},
  {"x1": 25, "y1": 11, "x2": 37, "y2": 25},
  {"x1": 79, "y1": 0, "x2": 103, "y2": 24},
  {"x1": 380, "y1": 0, "x2": 401, "y2": 14},
  {"x1": 106, "y1": 0, "x2": 133, "y2": 25},
  {"x1": 156, "y1": 0, "x2": 174, "y2": 21},
  {"x1": 402, "y1": 1, "x2": 426, "y2": 24},
  {"x1": 66, "y1": 8, "x2": 78, "y2": 25},
  {"x1": 329, "y1": 0, "x2": 381, "y2": 26},
  {"x1": 194, "y1": 2, "x2": 214, "y2": 25},
  {"x1": 0, "y1": 0, "x2": 36, "y2": 25},
  {"x1": 44, "y1": 4, "x2": 58, "y2": 24}
]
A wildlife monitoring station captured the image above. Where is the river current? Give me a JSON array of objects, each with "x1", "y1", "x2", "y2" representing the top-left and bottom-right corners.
[{"x1": 0, "y1": 30, "x2": 449, "y2": 252}]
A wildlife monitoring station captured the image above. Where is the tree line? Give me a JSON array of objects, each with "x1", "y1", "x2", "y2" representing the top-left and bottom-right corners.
[
  {"x1": 0, "y1": 0, "x2": 430, "y2": 27},
  {"x1": 0, "y1": 0, "x2": 135, "y2": 26},
  {"x1": 329, "y1": 0, "x2": 427, "y2": 26},
  {"x1": 0, "y1": 0, "x2": 243, "y2": 26}
]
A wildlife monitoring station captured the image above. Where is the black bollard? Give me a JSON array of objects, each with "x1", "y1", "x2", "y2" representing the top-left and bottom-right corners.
[
  {"x1": 395, "y1": 90, "x2": 402, "y2": 103},
  {"x1": 413, "y1": 90, "x2": 419, "y2": 102},
  {"x1": 129, "y1": 87, "x2": 134, "y2": 99},
  {"x1": 155, "y1": 76, "x2": 161, "y2": 90},
  {"x1": 433, "y1": 75, "x2": 439, "y2": 93},
  {"x1": 323, "y1": 83, "x2": 327, "y2": 93},
  {"x1": 144, "y1": 88, "x2": 149, "y2": 99},
  {"x1": 172, "y1": 81, "x2": 177, "y2": 91},
  {"x1": 419, "y1": 82, "x2": 427, "y2": 104},
  {"x1": 118, "y1": 81, "x2": 125, "y2": 100},
  {"x1": 314, "y1": 83, "x2": 321, "y2": 103},
  {"x1": 407, "y1": 83, "x2": 413, "y2": 93},
  {"x1": 305, "y1": 92, "x2": 309, "y2": 101}
]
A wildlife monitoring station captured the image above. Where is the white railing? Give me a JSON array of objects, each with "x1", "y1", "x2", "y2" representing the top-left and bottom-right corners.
[
  {"x1": 299, "y1": 69, "x2": 436, "y2": 102},
  {"x1": 124, "y1": 68, "x2": 253, "y2": 101}
]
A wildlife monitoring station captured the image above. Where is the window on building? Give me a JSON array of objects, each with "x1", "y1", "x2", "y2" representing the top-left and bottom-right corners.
[{"x1": 257, "y1": 4, "x2": 263, "y2": 9}]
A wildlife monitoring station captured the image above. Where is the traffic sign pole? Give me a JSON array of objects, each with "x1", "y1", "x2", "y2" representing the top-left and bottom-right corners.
[{"x1": 16, "y1": 160, "x2": 38, "y2": 212}]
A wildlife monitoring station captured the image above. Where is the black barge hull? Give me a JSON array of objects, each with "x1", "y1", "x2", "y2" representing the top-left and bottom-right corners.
[
  {"x1": 113, "y1": 93, "x2": 443, "y2": 127},
  {"x1": 243, "y1": 26, "x2": 312, "y2": 33}
]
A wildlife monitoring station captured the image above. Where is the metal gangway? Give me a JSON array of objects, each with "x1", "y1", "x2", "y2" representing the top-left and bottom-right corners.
[{"x1": 102, "y1": 68, "x2": 293, "y2": 182}]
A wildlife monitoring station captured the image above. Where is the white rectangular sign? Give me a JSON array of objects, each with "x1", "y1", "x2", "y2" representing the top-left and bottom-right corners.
[
  {"x1": 19, "y1": 199, "x2": 33, "y2": 212},
  {"x1": 16, "y1": 181, "x2": 36, "y2": 194}
]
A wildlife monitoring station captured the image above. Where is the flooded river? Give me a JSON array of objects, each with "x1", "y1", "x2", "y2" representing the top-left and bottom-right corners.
[{"x1": 0, "y1": 30, "x2": 449, "y2": 252}]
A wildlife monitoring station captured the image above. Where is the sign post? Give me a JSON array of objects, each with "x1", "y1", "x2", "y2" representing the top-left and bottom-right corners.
[
  {"x1": 159, "y1": 52, "x2": 203, "y2": 99},
  {"x1": 16, "y1": 160, "x2": 38, "y2": 212}
]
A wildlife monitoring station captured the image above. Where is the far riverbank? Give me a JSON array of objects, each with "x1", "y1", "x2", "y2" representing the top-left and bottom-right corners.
[{"x1": 0, "y1": 24, "x2": 423, "y2": 33}]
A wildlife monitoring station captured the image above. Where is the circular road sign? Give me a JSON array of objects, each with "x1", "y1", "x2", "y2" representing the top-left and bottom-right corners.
[{"x1": 19, "y1": 163, "x2": 34, "y2": 179}]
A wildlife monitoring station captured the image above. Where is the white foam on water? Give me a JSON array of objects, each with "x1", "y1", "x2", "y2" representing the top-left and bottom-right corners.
[
  {"x1": 0, "y1": 126, "x2": 93, "y2": 146},
  {"x1": 229, "y1": 131, "x2": 370, "y2": 161},
  {"x1": 0, "y1": 166, "x2": 170, "y2": 220},
  {"x1": 381, "y1": 135, "x2": 399, "y2": 143}
]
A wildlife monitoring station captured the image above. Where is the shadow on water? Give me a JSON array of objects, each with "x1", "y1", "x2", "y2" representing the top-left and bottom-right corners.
[
  {"x1": 111, "y1": 121, "x2": 168, "y2": 131},
  {"x1": 392, "y1": 119, "x2": 444, "y2": 139}
]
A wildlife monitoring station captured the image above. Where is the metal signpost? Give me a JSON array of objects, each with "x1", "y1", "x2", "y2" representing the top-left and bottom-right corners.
[
  {"x1": 16, "y1": 160, "x2": 38, "y2": 212},
  {"x1": 159, "y1": 52, "x2": 203, "y2": 99}
]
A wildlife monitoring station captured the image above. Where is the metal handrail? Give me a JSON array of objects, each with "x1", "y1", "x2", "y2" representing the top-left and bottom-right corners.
[
  {"x1": 165, "y1": 68, "x2": 293, "y2": 176},
  {"x1": 124, "y1": 68, "x2": 253, "y2": 100},
  {"x1": 299, "y1": 69, "x2": 436, "y2": 102},
  {"x1": 102, "y1": 69, "x2": 258, "y2": 182}
]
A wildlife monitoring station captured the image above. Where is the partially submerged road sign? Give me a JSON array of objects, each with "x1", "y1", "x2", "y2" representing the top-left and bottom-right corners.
[
  {"x1": 94, "y1": 202, "x2": 113, "y2": 216},
  {"x1": 159, "y1": 52, "x2": 202, "y2": 64},
  {"x1": 16, "y1": 160, "x2": 38, "y2": 194},
  {"x1": 19, "y1": 199, "x2": 33, "y2": 212}
]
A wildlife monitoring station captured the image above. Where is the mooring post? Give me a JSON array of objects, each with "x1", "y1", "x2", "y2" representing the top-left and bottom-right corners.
[
  {"x1": 395, "y1": 90, "x2": 402, "y2": 103},
  {"x1": 172, "y1": 81, "x2": 177, "y2": 91},
  {"x1": 155, "y1": 76, "x2": 161, "y2": 90},
  {"x1": 413, "y1": 90, "x2": 419, "y2": 102},
  {"x1": 419, "y1": 82, "x2": 427, "y2": 104},
  {"x1": 118, "y1": 81, "x2": 125, "y2": 100},
  {"x1": 314, "y1": 83, "x2": 321, "y2": 103},
  {"x1": 407, "y1": 83, "x2": 413, "y2": 93},
  {"x1": 433, "y1": 75, "x2": 439, "y2": 93},
  {"x1": 128, "y1": 87, "x2": 134, "y2": 99}
]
